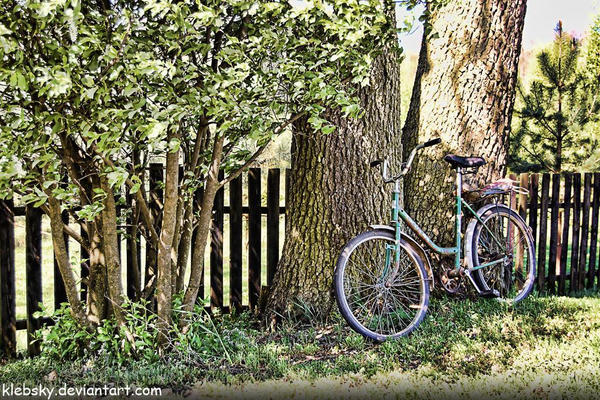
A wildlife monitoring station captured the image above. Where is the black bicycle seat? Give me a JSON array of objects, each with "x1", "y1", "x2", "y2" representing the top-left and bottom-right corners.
[{"x1": 443, "y1": 154, "x2": 486, "y2": 169}]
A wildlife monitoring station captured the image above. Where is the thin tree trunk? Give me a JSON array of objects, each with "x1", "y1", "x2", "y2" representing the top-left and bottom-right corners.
[
  {"x1": 402, "y1": 0, "x2": 527, "y2": 251},
  {"x1": 156, "y1": 138, "x2": 180, "y2": 344},
  {"x1": 266, "y1": 45, "x2": 402, "y2": 320},
  {"x1": 182, "y1": 135, "x2": 225, "y2": 312},
  {"x1": 86, "y1": 223, "x2": 107, "y2": 324},
  {"x1": 46, "y1": 196, "x2": 89, "y2": 328},
  {"x1": 100, "y1": 176, "x2": 128, "y2": 327}
]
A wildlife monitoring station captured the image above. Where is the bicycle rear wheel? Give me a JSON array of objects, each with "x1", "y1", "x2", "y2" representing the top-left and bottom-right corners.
[
  {"x1": 471, "y1": 205, "x2": 536, "y2": 304},
  {"x1": 334, "y1": 229, "x2": 429, "y2": 342}
]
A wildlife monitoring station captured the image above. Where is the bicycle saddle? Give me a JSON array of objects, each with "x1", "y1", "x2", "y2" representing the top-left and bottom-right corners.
[{"x1": 443, "y1": 154, "x2": 486, "y2": 169}]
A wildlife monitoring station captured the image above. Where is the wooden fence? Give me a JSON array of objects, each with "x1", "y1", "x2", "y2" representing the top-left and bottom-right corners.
[{"x1": 0, "y1": 170, "x2": 599, "y2": 356}]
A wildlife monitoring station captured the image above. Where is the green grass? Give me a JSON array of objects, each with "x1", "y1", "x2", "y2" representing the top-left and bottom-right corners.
[{"x1": 1, "y1": 294, "x2": 599, "y2": 398}]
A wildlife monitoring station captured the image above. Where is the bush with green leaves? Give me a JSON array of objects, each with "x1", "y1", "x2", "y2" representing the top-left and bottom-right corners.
[
  {"x1": 36, "y1": 298, "x2": 259, "y2": 367},
  {"x1": 0, "y1": 0, "x2": 397, "y2": 339}
]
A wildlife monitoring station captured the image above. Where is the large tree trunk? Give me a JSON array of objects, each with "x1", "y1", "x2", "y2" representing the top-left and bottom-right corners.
[
  {"x1": 402, "y1": 0, "x2": 527, "y2": 250},
  {"x1": 266, "y1": 46, "x2": 402, "y2": 320}
]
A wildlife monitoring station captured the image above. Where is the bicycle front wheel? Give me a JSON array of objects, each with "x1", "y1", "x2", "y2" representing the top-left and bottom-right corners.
[
  {"x1": 334, "y1": 229, "x2": 429, "y2": 342},
  {"x1": 471, "y1": 205, "x2": 536, "y2": 304}
]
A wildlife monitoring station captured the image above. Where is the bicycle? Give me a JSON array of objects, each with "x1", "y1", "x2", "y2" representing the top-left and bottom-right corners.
[{"x1": 334, "y1": 138, "x2": 536, "y2": 342}]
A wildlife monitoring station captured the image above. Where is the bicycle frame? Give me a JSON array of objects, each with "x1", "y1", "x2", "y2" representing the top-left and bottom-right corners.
[{"x1": 386, "y1": 167, "x2": 506, "y2": 275}]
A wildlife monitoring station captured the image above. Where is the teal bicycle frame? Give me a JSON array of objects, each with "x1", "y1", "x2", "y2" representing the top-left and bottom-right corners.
[{"x1": 383, "y1": 167, "x2": 506, "y2": 279}]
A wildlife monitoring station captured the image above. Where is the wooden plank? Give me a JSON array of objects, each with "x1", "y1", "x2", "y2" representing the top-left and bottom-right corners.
[
  {"x1": 229, "y1": 176, "x2": 243, "y2": 311},
  {"x1": 513, "y1": 174, "x2": 529, "y2": 291},
  {"x1": 547, "y1": 174, "x2": 561, "y2": 294},
  {"x1": 80, "y1": 227, "x2": 89, "y2": 302},
  {"x1": 53, "y1": 209, "x2": 68, "y2": 310},
  {"x1": 126, "y1": 190, "x2": 141, "y2": 300},
  {"x1": 0, "y1": 200, "x2": 16, "y2": 357},
  {"x1": 518, "y1": 174, "x2": 528, "y2": 220},
  {"x1": 559, "y1": 174, "x2": 572, "y2": 295},
  {"x1": 587, "y1": 173, "x2": 600, "y2": 289},
  {"x1": 53, "y1": 175, "x2": 69, "y2": 310},
  {"x1": 210, "y1": 171, "x2": 224, "y2": 309},
  {"x1": 285, "y1": 168, "x2": 291, "y2": 232},
  {"x1": 25, "y1": 206, "x2": 42, "y2": 356},
  {"x1": 570, "y1": 173, "x2": 582, "y2": 293},
  {"x1": 578, "y1": 173, "x2": 592, "y2": 289},
  {"x1": 267, "y1": 169, "x2": 280, "y2": 286},
  {"x1": 146, "y1": 163, "x2": 163, "y2": 288},
  {"x1": 248, "y1": 168, "x2": 261, "y2": 309},
  {"x1": 528, "y1": 174, "x2": 539, "y2": 248},
  {"x1": 536, "y1": 174, "x2": 550, "y2": 292}
]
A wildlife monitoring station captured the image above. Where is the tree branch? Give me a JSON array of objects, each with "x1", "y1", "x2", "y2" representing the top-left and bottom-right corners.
[{"x1": 218, "y1": 112, "x2": 305, "y2": 188}]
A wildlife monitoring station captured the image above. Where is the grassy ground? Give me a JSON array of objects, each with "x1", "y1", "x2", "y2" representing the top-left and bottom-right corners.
[{"x1": 1, "y1": 293, "x2": 599, "y2": 398}]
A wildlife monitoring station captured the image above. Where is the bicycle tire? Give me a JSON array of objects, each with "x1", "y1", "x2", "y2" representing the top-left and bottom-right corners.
[
  {"x1": 470, "y1": 204, "x2": 536, "y2": 304},
  {"x1": 334, "y1": 229, "x2": 430, "y2": 342}
]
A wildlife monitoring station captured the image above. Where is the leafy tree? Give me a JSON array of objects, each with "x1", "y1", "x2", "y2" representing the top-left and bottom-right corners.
[
  {"x1": 401, "y1": 0, "x2": 527, "y2": 255},
  {"x1": 581, "y1": 15, "x2": 600, "y2": 170},
  {"x1": 0, "y1": 0, "x2": 393, "y2": 345},
  {"x1": 510, "y1": 21, "x2": 600, "y2": 173}
]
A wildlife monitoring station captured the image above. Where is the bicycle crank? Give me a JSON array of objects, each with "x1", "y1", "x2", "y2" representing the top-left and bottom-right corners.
[{"x1": 440, "y1": 267, "x2": 462, "y2": 295}]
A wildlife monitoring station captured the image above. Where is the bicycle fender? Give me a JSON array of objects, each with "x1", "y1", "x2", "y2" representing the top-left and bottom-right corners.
[{"x1": 369, "y1": 225, "x2": 435, "y2": 290}]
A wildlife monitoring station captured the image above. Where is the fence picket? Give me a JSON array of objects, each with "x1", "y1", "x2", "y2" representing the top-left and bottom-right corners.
[
  {"x1": 586, "y1": 173, "x2": 600, "y2": 289},
  {"x1": 248, "y1": 168, "x2": 262, "y2": 310},
  {"x1": 592, "y1": 173, "x2": 600, "y2": 289},
  {"x1": 537, "y1": 174, "x2": 550, "y2": 292},
  {"x1": 570, "y1": 174, "x2": 582, "y2": 292},
  {"x1": 0, "y1": 200, "x2": 16, "y2": 357},
  {"x1": 229, "y1": 176, "x2": 243, "y2": 312},
  {"x1": 267, "y1": 169, "x2": 280, "y2": 286},
  {"x1": 210, "y1": 171, "x2": 224, "y2": 309},
  {"x1": 559, "y1": 174, "x2": 572, "y2": 295},
  {"x1": 578, "y1": 174, "x2": 592, "y2": 290},
  {"x1": 547, "y1": 174, "x2": 560, "y2": 293},
  {"x1": 25, "y1": 206, "x2": 42, "y2": 356},
  {"x1": 53, "y1": 209, "x2": 68, "y2": 309}
]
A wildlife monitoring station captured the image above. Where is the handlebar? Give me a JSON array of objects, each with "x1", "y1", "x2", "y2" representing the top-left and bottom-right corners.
[{"x1": 371, "y1": 137, "x2": 441, "y2": 183}]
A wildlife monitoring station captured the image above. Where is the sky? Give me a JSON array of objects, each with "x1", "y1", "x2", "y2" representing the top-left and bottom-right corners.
[{"x1": 398, "y1": 0, "x2": 600, "y2": 54}]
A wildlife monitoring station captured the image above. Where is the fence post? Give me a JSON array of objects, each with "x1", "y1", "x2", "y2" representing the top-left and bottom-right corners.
[
  {"x1": 590, "y1": 173, "x2": 600, "y2": 289},
  {"x1": 126, "y1": 189, "x2": 141, "y2": 300},
  {"x1": 229, "y1": 176, "x2": 243, "y2": 311},
  {"x1": 548, "y1": 174, "x2": 561, "y2": 294},
  {"x1": 559, "y1": 174, "x2": 572, "y2": 295},
  {"x1": 537, "y1": 174, "x2": 550, "y2": 292},
  {"x1": 579, "y1": 173, "x2": 592, "y2": 289},
  {"x1": 570, "y1": 174, "x2": 582, "y2": 293},
  {"x1": 25, "y1": 206, "x2": 42, "y2": 356},
  {"x1": 210, "y1": 171, "x2": 224, "y2": 309},
  {"x1": 248, "y1": 168, "x2": 261, "y2": 309},
  {"x1": 146, "y1": 163, "x2": 163, "y2": 292},
  {"x1": 0, "y1": 200, "x2": 16, "y2": 357},
  {"x1": 267, "y1": 169, "x2": 280, "y2": 286}
]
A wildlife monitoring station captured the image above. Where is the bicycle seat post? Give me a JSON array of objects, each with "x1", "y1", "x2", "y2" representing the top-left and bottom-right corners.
[{"x1": 455, "y1": 167, "x2": 463, "y2": 270}]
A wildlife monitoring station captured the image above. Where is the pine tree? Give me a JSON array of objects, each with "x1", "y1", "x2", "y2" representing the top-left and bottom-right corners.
[{"x1": 510, "y1": 21, "x2": 599, "y2": 172}]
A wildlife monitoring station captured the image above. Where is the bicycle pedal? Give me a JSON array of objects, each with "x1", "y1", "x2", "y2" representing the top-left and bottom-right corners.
[{"x1": 479, "y1": 289, "x2": 500, "y2": 298}]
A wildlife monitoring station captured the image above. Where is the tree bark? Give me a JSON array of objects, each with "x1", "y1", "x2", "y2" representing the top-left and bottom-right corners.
[
  {"x1": 182, "y1": 135, "x2": 225, "y2": 312},
  {"x1": 46, "y1": 196, "x2": 89, "y2": 328},
  {"x1": 402, "y1": 0, "x2": 527, "y2": 250},
  {"x1": 156, "y1": 140, "x2": 180, "y2": 344},
  {"x1": 266, "y1": 46, "x2": 403, "y2": 320},
  {"x1": 100, "y1": 176, "x2": 127, "y2": 326}
]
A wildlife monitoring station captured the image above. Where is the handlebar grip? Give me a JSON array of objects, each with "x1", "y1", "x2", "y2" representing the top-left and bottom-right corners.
[
  {"x1": 370, "y1": 159, "x2": 383, "y2": 168},
  {"x1": 422, "y1": 138, "x2": 441, "y2": 148}
]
